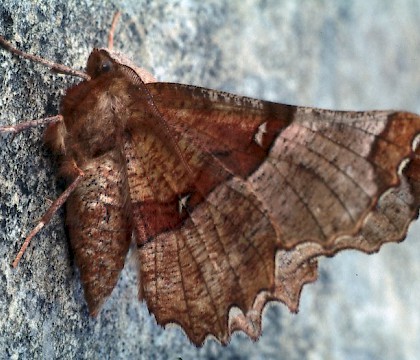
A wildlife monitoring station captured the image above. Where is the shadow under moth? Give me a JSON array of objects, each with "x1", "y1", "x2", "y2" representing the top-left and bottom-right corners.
[{"x1": 1, "y1": 13, "x2": 420, "y2": 345}]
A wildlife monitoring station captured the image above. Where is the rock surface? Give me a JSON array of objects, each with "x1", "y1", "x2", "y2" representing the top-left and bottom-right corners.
[{"x1": 1, "y1": 0, "x2": 420, "y2": 359}]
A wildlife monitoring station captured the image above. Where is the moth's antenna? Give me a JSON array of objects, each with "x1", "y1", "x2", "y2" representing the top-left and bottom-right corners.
[
  {"x1": 108, "y1": 11, "x2": 121, "y2": 50},
  {"x1": 0, "y1": 35, "x2": 90, "y2": 80}
]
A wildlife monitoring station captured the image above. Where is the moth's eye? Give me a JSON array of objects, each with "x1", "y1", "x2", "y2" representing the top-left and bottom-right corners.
[{"x1": 100, "y1": 60, "x2": 113, "y2": 73}]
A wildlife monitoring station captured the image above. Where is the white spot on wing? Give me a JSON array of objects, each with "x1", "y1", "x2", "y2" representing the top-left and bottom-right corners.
[
  {"x1": 178, "y1": 194, "x2": 191, "y2": 214},
  {"x1": 254, "y1": 122, "x2": 267, "y2": 147},
  {"x1": 413, "y1": 133, "x2": 420, "y2": 152}
]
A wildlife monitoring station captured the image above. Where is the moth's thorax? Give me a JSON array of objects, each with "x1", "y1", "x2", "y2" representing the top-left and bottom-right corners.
[
  {"x1": 43, "y1": 49, "x2": 160, "y2": 182},
  {"x1": 44, "y1": 49, "x2": 158, "y2": 174}
]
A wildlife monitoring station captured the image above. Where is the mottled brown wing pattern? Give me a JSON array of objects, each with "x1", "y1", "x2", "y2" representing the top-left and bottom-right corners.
[
  {"x1": 124, "y1": 83, "x2": 295, "y2": 243},
  {"x1": 122, "y1": 84, "x2": 294, "y2": 343},
  {"x1": 123, "y1": 83, "x2": 420, "y2": 344}
]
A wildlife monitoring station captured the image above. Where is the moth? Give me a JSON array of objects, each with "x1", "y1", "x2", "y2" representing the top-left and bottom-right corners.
[{"x1": 1, "y1": 13, "x2": 420, "y2": 346}]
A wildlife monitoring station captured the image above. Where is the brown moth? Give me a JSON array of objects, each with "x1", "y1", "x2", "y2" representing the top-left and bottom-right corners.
[{"x1": 1, "y1": 13, "x2": 420, "y2": 345}]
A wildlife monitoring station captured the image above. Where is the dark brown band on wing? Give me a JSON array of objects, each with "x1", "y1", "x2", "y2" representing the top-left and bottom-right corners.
[
  {"x1": 146, "y1": 82, "x2": 296, "y2": 177},
  {"x1": 134, "y1": 198, "x2": 188, "y2": 246}
]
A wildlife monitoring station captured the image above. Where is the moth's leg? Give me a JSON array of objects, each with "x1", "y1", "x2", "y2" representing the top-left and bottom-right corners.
[
  {"x1": 0, "y1": 35, "x2": 89, "y2": 80},
  {"x1": 107, "y1": 11, "x2": 121, "y2": 50},
  {"x1": 12, "y1": 163, "x2": 85, "y2": 268},
  {"x1": 0, "y1": 115, "x2": 63, "y2": 134}
]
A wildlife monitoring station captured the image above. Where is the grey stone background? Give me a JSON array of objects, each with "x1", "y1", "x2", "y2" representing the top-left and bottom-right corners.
[{"x1": 1, "y1": 0, "x2": 420, "y2": 359}]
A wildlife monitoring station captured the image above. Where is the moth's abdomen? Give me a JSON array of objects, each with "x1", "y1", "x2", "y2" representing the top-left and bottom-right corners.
[{"x1": 66, "y1": 151, "x2": 131, "y2": 315}]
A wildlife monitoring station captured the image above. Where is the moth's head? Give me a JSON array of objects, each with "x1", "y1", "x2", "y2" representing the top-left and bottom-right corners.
[
  {"x1": 86, "y1": 48, "x2": 157, "y2": 84},
  {"x1": 86, "y1": 49, "x2": 114, "y2": 78}
]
